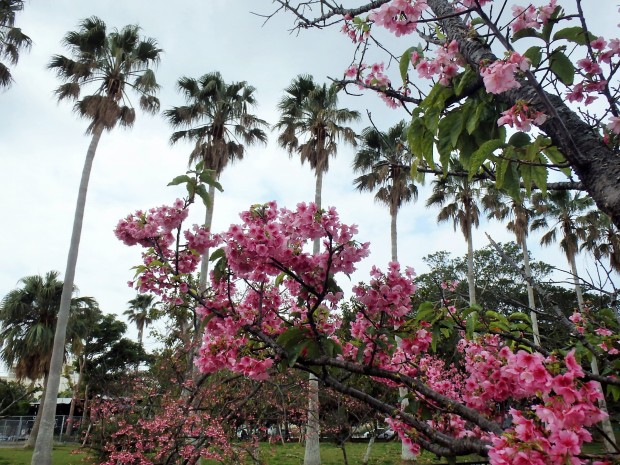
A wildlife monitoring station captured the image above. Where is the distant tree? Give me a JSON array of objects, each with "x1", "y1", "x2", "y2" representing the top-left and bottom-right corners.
[
  {"x1": 353, "y1": 120, "x2": 418, "y2": 262},
  {"x1": 0, "y1": 379, "x2": 35, "y2": 416},
  {"x1": 124, "y1": 294, "x2": 158, "y2": 346},
  {"x1": 0, "y1": 0, "x2": 31, "y2": 88},
  {"x1": 426, "y1": 168, "x2": 484, "y2": 306},
  {"x1": 0, "y1": 271, "x2": 97, "y2": 447},
  {"x1": 165, "y1": 71, "x2": 268, "y2": 291}
]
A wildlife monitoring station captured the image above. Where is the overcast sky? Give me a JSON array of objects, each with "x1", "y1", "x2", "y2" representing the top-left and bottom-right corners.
[{"x1": 1, "y1": 1, "x2": 613, "y2": 373}]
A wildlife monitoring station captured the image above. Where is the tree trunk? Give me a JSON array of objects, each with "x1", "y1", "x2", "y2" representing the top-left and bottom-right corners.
[
  {"x1": 65, "y1": 356, "x2": 85, "y2": 438},
  {"x1": 80, "y1": 383, "x2": 89, "y2": 435},
  {"x1": 426, "y1": 0, "x2": 620, "y2": 229},
  {"x1": 361, "y1": 426, "x2": 376, "y2": 465},
  {"x1": 32, "y1": 124, "x2": 104, "y2": 465},
  {"x1": 304, "y1": 372, "x2": 321, "y2": 465},
  {"x1": 568, "y1": 252, "x2": 617, "y2": 452},
  {"x1": 390, "y1": 208, "x2": 398, "y2": 262},
  {"x1": 25, "y1": 372, "x2": 49, "y2": 448},
  {"x1": 198, "y1": 183, "x2": 216, "y2": 293},
  {"x1": 304, "y1": 169, "x2": 323, "y2": 465},
  {"x1": 466, "y1": 219, "x2": 476, "y2": 306},
  {"x1": 520, "y1": 239, "x2": 540, "y2": 346}
]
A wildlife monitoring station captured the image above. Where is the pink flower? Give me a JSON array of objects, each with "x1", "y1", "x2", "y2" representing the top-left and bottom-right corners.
[{"x1": 607, "y1": 116, "x2": 620, "y2": 135}]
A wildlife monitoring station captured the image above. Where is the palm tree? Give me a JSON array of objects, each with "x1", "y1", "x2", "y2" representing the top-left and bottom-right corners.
[
  {"x1": 482, "y1": 188, "x2": 540, "y2": 345},
  {"x1": 275, "y1": 74, "x2": 360, "y2": 465},
  {"x1": 0, "y1": 0, "x2": 31, "y2": 88},
  {"x1": 426, "y1": 170, "x2": 483, "y2": 306},
  {"x1": 275, "y1": 74, "x2": 360, "y2": 218},
  {"x1": 165, "y1": 72, "x2": 268, "y2": 291},
  {"x1": 124, "y1": 294, "x2": 158, "y2": 346},
  {"x1": 35, "y1": 18, "x2": 161, "y2": 465},
  {"x1": 353, "y1": 121, "x2": 418, "y2": 262},
  {"x1": 0, "y1": 271, "x2": 97, "y2": 447},
  {"x1": 531, "y1": 190, "x2": 617, "y2": 451},
  {"x1": 580, "y1": 210, "x2": 620, "y2": 274}
]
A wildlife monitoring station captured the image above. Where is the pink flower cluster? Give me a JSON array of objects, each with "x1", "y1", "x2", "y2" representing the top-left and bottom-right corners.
[
  {"x1": 498, "y1": 100, "x2": 547, "y2": 131},
  {"x1": 461, "y1": 336, "x2": 606, "y2": 464},
  {"x1": 414, "y1": 40, "x2": 462, "y2": 86},
  {"x1": 195, "y1": 202, "x2": 369, "y2": 381},
  {"x1": 115, "y1": 199, "x2": 188, "y2": 248},
  {"x1": 115, "y1": 199, "x2": 217, "y2": 301},
  {"x1": 510, "y1": 0, "x2": 557, "y2": 33},
  {"x1": 481, "y1": 52, "x2": 530, "y2": 94},
  {"x1": 368, "y1": 0, "x2": 428, "y2": 37}
]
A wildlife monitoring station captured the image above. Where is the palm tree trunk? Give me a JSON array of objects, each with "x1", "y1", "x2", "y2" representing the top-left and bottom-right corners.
[
  {"x1": 198, "y1": 183, "x2": 216, "y2": 292},
  {"x1": 32, "y1": 124, "x2": 104, "y2": 465},
  {"x1": 390, "y1": 210, "x2": 414, "y2": 461},
  {"x1": 304, "y1": 169, "x2": 323, "y2": 465},
  {"x1": 568, "y1": 252, "x2": 617, "y2": 452},
  {"x1": 25, "y1": 372, "x2": 49, "y2": 448},
  {"x1": 390, "y1": 208, "x2": 398, "y2": 263},
  {"x1": 520, "y1": 239, "x2": 540, "y2": 346},
  {"x1": 466, "y1": 220, "x2": 476, "y2": 306}
]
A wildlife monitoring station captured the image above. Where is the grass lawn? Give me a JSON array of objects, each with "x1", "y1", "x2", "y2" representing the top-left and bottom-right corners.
[
  {"x1": 0, "y1": 441, "x2": 479, "y2": 465},
  {"x1": 0, "y1": 445, "x2": 91, "y2": 465}
]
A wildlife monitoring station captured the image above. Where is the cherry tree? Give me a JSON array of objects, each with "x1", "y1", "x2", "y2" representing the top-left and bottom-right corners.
[
  {"x1": 115, "y1": 189, "x2": 620, "y2": 464},
  {"x1": 264, "y1": 0, "x2": 620, "y2": 229}
]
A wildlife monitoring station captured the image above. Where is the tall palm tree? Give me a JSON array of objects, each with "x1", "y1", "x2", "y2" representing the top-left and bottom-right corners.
[
  {"x1": 353, "y1": 121, "x2": 418, "y2": 461},
  {"x1": 482, "y1": 188, "x2": 540, "y2": 345},
  {"x1": 531, "y1": 190, "x2": 617, "y2": 451},
  {"x1": 531, "y1": 191, "x2": 593, "y2": 312},
  {"x1": 124, "y1": 294, "x2": 158, "y2": 346},
  {"x1": 426, "y1": 170, "x2": 483, "y2": 306},
  {"x1": 35, "y1": 18, "x2": 161, "y2": 465},
  {"x1": 165, "y1": 72, "x2": 268, "y2": 291},
  {"x1": 275, "y1": 74, "x2": 360, "y2": 465},
  {"x1": 0, "y1": 271, "x2": 97, "y2": 448},
  {"x1": 0, "y1": 0, "x2": 31, "y2": 88},
  {"x1": 353, "y1": 121, "x2": 418, "y2": 262},
  {"x1": 275, "y1": 74, "x2": 360, "y2": 216}
]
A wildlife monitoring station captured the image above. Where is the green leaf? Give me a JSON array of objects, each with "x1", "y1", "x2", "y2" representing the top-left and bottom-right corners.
[
  {"x1": 277, "y1": 327, "x2": 305, "y2": 350},
  {"x1": 531, "y1": 164, "x2": 548, "y2": 195},
  {"x1": 549, "y1": 49, "x2": 574, "y2": 85},
  {"x1": 199, "y1": 171, "x2": 224, "y2": 192},
  {"x1": 209, "y1": 248, "x2": 226, "y2": 261},
  {"x1": 523, "y1": 46, "x2": 543, "y2": 67},
  {"x1": 509, "y1": 132, "x2": 531, "y2": 148},
  {"x1": 167, "y1": 175, "x2": 192, "y2": 186},
  {"x1": 512, "y1": 27, "x2": 540, "y2": 41},
  {"x1": 469, "y1": 139, "x2": 504, "y2": 178},
  {"x1": 508, "y1": 312, "x2": 532, "y2": 323},
  {"x1": 495, "y1": 158, "x2": 509, "y2": 189},
  {"x1": 466, "y1": 102, "x2": 484, "y2": 135},
  {"x1": 437, "y1": 111, "x2": 464, "y2": 171},
  {"x1": 274, "y1": 272, "x2": 286, "y2": 287},
  {"x1": 400, "y1": 46, "x2": 416, "y2": 86},
  {"x1": 195, "y1": 184, "x2": 212, "y2": 209},
  {"x1": 186, "y1": 180, "x2": 196, "y2": 199},
  {"x1": 415, "y1": 301, "x2": 436, "y2": 323},
  {"x1": 454, "y1": 67, "x2": 477, "y2": 96},
  {"x1": 553, "y1": 26, "x2": 595, "y2": 46},
  {"x1": 466, "y1": 311, "x2": 478, "y2": 339}
]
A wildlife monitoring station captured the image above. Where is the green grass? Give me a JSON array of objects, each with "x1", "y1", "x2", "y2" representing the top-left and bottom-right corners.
[
  {"x1": 0, "y1": 441, "x2": 472, "y2": 465},
  {"x1": 0, "y1": 445, "x2": 91, "y2": 465}
]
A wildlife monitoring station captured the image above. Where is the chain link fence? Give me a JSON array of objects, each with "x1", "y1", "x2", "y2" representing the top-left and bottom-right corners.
[{"x1": 0, "y1": 415, "x2": 78, "y2": 442}]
